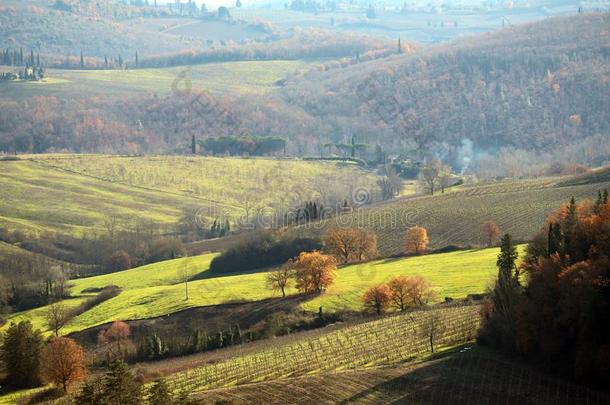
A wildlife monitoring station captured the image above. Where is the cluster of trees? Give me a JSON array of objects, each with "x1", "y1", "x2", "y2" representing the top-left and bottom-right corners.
[
  {"x1": 53, "y1": 0, "x2": 169, "y2": 19},
  {"x1": 0, "y1": 319, "x2": 179, "y2": 403},
  {"x1": 289, "y1": 0, "x2": 337, "y2": 13},
  {"x1": 1, "y1": 48, "x2": 41, "y2": 67},
  {"x1": 139, "y1": 28, "x2": 391, "y2": 68},
  {"x1": 479, "y1": 192, "x2": 610, "y2": 387},
  {"x1": 418, "y1": 160, "x2": 455, "y2": 195},
  {"x1": 200, "y1": 136, "x2": 286, "y2": 156},
  {"x1": 1, "y1": 222, "x2": 186, "y2": 274},
  {"x1": 324, "y1": 228, "x2": 378, "y2": 264},
  {"x1": 0, "y1": 321, "x2": 87, "y2": 393},
  {"x1": 362, "y1": 275, "x2": 435, "y2": 315},
  {"x1": 209, "y1": 233, "x2": 322, "y2": 274},
  {"x1": 0, "y1": 252, "x2": 71, "y2": 314},
  {"x1": 0, "y1": 66, "x2": 45, "y2": 82},
  {"x1": 266, "y1": 251, "x2": 337, "y2": 296}
]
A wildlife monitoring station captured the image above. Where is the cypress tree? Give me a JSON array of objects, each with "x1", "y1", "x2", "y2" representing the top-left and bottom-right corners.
[
  {"x1": 191, "y1": 134, "x2": 196, "y2": 154},
  {"x1": 604, "y1": 188, "x2": 608, "y2": 204},
  {"x1": 80, "y1": 51, "x2": 84, "y2": 68},
  {"x1": 563, "y1": 197, "x2": 577, "y2": 261},
  {"x1": 492, "y1": 233, "x2": 520, "y2": 323},
  {"x1": 135, "y1": 51, "x2": 139, "y2": 68}
]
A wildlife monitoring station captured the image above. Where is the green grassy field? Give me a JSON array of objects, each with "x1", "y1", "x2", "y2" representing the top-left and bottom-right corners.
[
  {"x1": 3, "y1": 245, "x2": 518, "y2": 335},
  {"x1": 0, "y1": 60, "x2": 312, "y2": 100},
  {"x1": 0, "y1": 156, "x2": 377, "y2": 236}
]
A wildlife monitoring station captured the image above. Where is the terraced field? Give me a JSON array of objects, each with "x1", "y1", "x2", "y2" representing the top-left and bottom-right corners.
[
  {"x1": 290, "y1": 177, "x2": 610, "y2": 256},
  {"x1": 0, "y1": 155, "x2": 377, "y2": 236}
]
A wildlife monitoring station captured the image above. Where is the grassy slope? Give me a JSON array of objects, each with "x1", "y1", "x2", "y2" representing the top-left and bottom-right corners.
[
  {"x1": 0, "y1": 156, "x2": 377, "y2": 236},
  {"x1": 4, "y1": 246, "x2": 515, "y2": 335},
  {"x1": 1, "y1": 60, "x2": 312, "y2": 100},
  {"x1": 290, "y1": 178, "x2": 610, "y2": 256}
]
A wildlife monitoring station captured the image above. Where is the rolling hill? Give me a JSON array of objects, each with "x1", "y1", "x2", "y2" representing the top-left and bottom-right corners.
[
  {"x1": 289, "y1": 177, "x2": 610, "y2": 256},
  {"x1": 3, "y1": 13, "x2": 608, "y2": 163},
  {"x1": 3, "y1": 245, "x2": 517, "y2": 335},
  {"x1": 0, "y1": 155, "x2": 377, "y2": 237}
]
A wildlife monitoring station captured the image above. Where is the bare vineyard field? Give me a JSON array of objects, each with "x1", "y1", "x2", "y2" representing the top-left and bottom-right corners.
[
  {"x1": 160, "y1": 305, "x2": 480, "y2": 398},
  {"x1": 290, "y1": 178, "x2": 610, "y2": 256},
  {"x1": 195, "y1": 350, "x2": 610, "y2": 404}
]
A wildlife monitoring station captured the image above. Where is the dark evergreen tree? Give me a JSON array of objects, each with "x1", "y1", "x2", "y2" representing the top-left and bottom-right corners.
[
  {"x1": 80, "y1": 51, "x2": 84, "y2": 68},
  {"x1": 547, "y1": 222, "x2": 563, "y2": 257},
  {"x1": 191, "y1": 134, "x2": 196, "y2": 154},
  {"x1": 74, "y1": 377, "x2": 104, "y2": 405},
  {"x1": 102, "y1": 360, "x2": 142, "y2": 405},
  {"x1": 0, "y1": 321, "x2": 44, "y2": 388}
]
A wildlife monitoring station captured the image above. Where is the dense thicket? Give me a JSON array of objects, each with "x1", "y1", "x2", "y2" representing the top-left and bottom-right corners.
[
  {"x1": 139, "y1": 29, "x2": 392, "y2": 68},
  {"x1": 479, "y1": 194, "x2": 610, "y2": 388},
  {"x1": 280, "y1": 13, "x2": 610, "y2": 167},
  {"x1": 209, "y1": 234, "x2": 322, "y2": 274}
]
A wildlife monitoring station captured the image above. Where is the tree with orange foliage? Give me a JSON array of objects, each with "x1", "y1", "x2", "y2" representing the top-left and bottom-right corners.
[
  {"x1": 97, "y1": 321, "x2": 134, "y2": 362},
  {"x1": 324, "y1": 228, "x2": 377, "y2": 263},
  {"x1": 292, "y1": 251, "x2": 337, "y2": 293},
  {"x1": 387, "y1": 275, "x2": 435, "y2": 311},
  {"x1": 404, "y1": 225, "x2": 429, "y2": 255},
  {"x1": 41, "y1": 337, "x2": 87, "y2": 393},
  {"x1": 362, "y1": 284, "x2": 392, "y2": 315},
  {"x1": 481, "y1": 220, "x2": 501, "y2": 247}
]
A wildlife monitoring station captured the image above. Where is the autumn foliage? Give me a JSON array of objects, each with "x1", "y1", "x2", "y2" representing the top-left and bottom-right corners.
[
  {"x1": 481, "y1": 220, "x2": 501, "y2": 247},
  {"x1": 362, "y1": 284, "x2": 392, "y2": 315},
  {"x1": 98, "y1": 320, "x2": 135, "y2": 361},
  {"x1": 479, "y1": 194, "x2": 610, "y2": 387},
  {"x1": 291, "y1": 251, "x2": 337, "y2": 293},
  {"x1": 41, "y1": 337, "x2": 87, "y2": 393},
  {"x1": 324, "y1": 228, "x2": 377, "y2": 264},
  {"x1": 404, "y1": 225, "x2": 429, "y2": 255},
  {"x1": 387, "y1": 275, "x2": 435, "y2": 311}
]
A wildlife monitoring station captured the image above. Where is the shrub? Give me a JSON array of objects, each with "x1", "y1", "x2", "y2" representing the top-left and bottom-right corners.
[{"x1": 209, "y1": 234, "x2": 322, "y2": 274}]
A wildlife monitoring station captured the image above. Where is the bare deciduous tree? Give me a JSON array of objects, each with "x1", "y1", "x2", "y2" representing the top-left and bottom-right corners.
[
  {"x1": 266, "y1": 264, "x2": 295, "y2": 297},
  {"x1": 44, "y1": 301, "x2": 70, "y2": 336}
]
